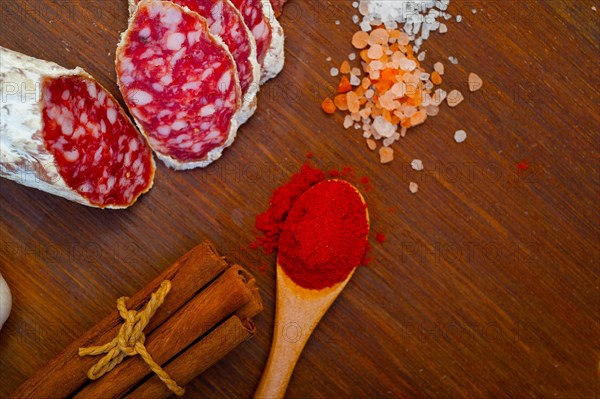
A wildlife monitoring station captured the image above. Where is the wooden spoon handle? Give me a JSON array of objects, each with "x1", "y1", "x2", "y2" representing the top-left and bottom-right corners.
[
  {"x1": 254, "y1": 321, "x2": 312, "y2": 399},
  {"x1": 254, "y1": 266, "x2": 355, "y2": 398}
]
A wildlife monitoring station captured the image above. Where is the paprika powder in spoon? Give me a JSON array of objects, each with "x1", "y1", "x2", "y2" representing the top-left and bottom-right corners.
[
  {"x1": 278, "y1": 179, "x2": 369, "y2": 289},
  {"x1": 254, "y1": 179, "x2": 369, "y2": 398}
]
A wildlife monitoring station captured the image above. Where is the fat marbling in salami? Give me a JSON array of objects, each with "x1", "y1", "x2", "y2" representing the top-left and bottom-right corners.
[
  {"x1": 0, "y1": 46, "x2": 155, "y2": 208},
  {"x1": 117, "y1": 0, "x2": 242, "y2": 169},
  {"x1": 130, "y1": 0, "x2": 259, "y2": 125}
]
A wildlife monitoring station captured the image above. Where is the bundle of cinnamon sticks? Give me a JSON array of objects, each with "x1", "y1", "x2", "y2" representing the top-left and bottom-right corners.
[{"x1": 11, "y1": 241, "x2": 262, "y2": 399}]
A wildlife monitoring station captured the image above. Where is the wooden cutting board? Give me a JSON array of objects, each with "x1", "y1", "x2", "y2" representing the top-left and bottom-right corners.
[{"x1": 1, "y1": 1, "x2": 598, "y2": 397}]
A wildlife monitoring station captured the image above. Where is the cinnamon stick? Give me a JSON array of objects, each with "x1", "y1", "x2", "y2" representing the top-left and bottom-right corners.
[
  {"x1": 125, "y1": 316, "x2": 256, "y2": 399},
  {"x1": 73, "y1": 265, "x2": 255, "y2": 399},
  {"x1": 11, "y1": 242, "x2": 229, "y2": 399},
  {"x1": 235, "y1": 283, "x2": 263, "y2": 320}
]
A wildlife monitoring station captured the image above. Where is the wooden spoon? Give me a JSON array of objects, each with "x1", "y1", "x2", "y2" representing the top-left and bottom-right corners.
[{"x1": 254, "y1": 180, "x2": 369, "y2": 399}]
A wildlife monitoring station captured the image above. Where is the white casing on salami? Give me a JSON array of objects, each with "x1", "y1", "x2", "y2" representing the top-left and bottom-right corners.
[
  {"x1": 117, "y1": 0, "x2": 243, "y2": 170},
  {"x1": 1, "y1": 47, "x2": 88, "y2": 205},
  {"x1": 260, "y1": 0, "x2": 285, "y2": 84},
  {"x1": 0, "y1": 46, "x2": 155, "y2": 208}
]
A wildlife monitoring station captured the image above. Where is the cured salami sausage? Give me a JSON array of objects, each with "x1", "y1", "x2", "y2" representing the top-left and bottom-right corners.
[
  {"x1": 270, "y1": 0, "x2": 288, "y2": 17},
  {"x1": 129, "y1": 0, "x2": 259, "y2": 124},
  {"x1": 230, "y1": 0, "x2": 285, "y2": 84},
  {"x1": 117, "y1": 0, "x2": 242, "y2": 169},
  {"x1": 0, "y1": 46, "x2": 155, "y2": 209}
]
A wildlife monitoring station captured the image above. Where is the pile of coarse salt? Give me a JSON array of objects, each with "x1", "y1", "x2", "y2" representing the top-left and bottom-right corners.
[
  {"x1": 355, "y1": 0, "x2": 452, "y2": 53},
  {"x1": 322, "y1": 0, "x2": 483, "y2": 171}
]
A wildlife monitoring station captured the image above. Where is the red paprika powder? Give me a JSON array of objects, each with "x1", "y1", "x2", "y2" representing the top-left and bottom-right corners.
[
  {"x1": 252, "y1": 161, "x2": 373, "y2": 287},
  {"x1": 278, "y1": 180, "x2": 369, "y2": 290},
  {"x1": 252, "y1": 163, "x2": 325, "y2": 254}
]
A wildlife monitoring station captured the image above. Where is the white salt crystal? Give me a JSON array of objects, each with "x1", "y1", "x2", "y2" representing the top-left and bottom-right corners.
[
  {"x1": 421, "y1": 92, "x2": 432, "y2": 106},
  {"x1": 344, "y1": 115, "x2": 354, "y2": 129},
  {"x1": 383, "y1": 136, "x2": 396, "y2": 147},
  {"x1": 411, "y1": 159, "x2": 424, "y2": 171},
  {"x1": 426, "y1": 104, "x2": 439, "y2": 116},
  {"x1": 358, "y1": 0, "x2": 369, "y2": 15},
  {"x1": 373, "y1": 116, "x2": 396, "y2": 138},
  {"x1": 350, "y1": 74, "x2": 361, "y2": 86},
  {"x1": 409, "y1": 182, "x2": 419, "y2": 194},
  {"x1": 354, "y1": 0, "x2": 452, "y2": 50},
  {"x1": 370, "y1": 60, "x2": 384, "y2": 70},
  {"x1": 448, "y1": 56, "x2": 458, "y2": 64},
  {"x1": 454, "y1": 129, "x2": 467, "y2": 143},
  {"x1": 399, "y1": 58, "x2": 417, "y2": 71},
  {"x1": 330, "y1": 67, "x2": 339, "y2": 77},
  {"x1": 431, "y1": 89, "x2": 447, "y2": 106},
  {"x1": 349, "y1": 52, "x2": 357, "y2": 61},
  {"x1": 456, "y1": 15, "x2": 462, "y2": 22}
]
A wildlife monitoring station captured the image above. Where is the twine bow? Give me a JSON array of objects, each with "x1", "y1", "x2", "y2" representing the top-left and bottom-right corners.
[{"x1": 78, "y1": 280, "x2": 185, "y2": 396}]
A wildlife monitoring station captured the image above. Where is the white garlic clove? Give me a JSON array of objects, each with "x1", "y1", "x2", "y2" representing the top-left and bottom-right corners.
[{"x1": 0, "y1": 273, "x2": 12, "y2": 330}]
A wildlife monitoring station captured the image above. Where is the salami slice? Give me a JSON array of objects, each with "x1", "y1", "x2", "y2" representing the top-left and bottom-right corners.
[
  {"x1": 230, "y1": 0, "x2": 285, "y2": 84},
  {"x1": 270, "y1": 0, "x2": 288, "y2": 17},
  {"x1": 117, "y1": 0, "x2": 242, "y2": 169},
  {"x1": 0, "y1": 46, "x2": 155, "y2": 209},
  {"x1": 130, "y1": 0, "x2": 259, "y2": 124}
]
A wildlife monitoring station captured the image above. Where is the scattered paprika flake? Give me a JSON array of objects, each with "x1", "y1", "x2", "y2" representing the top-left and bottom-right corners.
[
  {"x1": 361, "y1": 255, "x2": 372, "y2": 266},
  {"x1": 360, "y1": 176, "x2": 371, "y2": 192},
  {"x1": 341, "y1": 166, "x2": 356, "y2": 178},
  {"x1": 361, "y1": 243, "x2": 373, "y2": 266},
  {"x1": 328, "y1": 169, "x2": 342, "y2": 178},
  {"x1": 517, "y1": 160, "x2": 530, "y2": 175},
  {"x1": 376, "y1": 233, "x2": 387, "y2": 244}
]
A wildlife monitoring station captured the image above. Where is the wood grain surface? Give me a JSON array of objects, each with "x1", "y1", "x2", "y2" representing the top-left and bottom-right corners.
[{"x1": 1, "y1": 1, "x2": 599, "y2": 398}]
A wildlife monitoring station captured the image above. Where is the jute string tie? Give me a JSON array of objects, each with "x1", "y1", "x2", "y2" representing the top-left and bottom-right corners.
[{"x1": 78, "y1": 280, "x2": 185, "y2": 396}]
